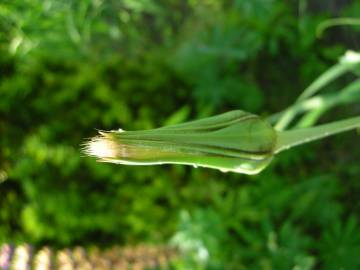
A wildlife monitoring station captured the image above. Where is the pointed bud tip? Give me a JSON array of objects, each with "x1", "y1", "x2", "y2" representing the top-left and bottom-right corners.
[{"x1": 83, "y1": 135, "x2": 118, "y2": 159}]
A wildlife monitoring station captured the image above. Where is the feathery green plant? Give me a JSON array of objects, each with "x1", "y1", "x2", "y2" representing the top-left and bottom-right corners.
[{"x1": 84, "y1": 51, "x2": 360, "y2": 174}]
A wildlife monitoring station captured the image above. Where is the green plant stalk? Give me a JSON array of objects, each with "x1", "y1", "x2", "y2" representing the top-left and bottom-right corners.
[
  {"x1": 316, "y1": 17, "x2": 360, "y2": 38},
  {"x1": 295, "y1": 78, "x2": 360, "y2": 128},
  {"x1": 275, "y1": 115, "x2": 360, "y2": 153},
  {"x1": 268, "y1": 78, "x2": 360, "y2": 125},
  {"x1": 275, "y1": 51, "x2": 360, "y2": 131},
  {"x1": 275, "y1": 63, "x2": 350, "y2": 131}
]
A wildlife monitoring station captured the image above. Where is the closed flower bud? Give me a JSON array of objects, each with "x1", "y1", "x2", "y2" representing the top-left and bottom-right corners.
[{"x1": 84, "y1": 111, "x2": 277, "y2": 174}]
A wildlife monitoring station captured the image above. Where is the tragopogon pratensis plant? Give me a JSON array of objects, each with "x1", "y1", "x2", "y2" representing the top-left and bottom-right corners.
[{"x1": 83, "y1": 51, "x2": 360, "y2": 174}]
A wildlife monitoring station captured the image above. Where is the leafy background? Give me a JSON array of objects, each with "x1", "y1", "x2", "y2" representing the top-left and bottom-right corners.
[{"x1": 1, "y1": 0, "x2": 360, "y2": 269}]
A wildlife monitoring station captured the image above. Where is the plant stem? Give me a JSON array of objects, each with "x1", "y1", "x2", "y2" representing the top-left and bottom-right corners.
[
  {"x1": 275, "y1": 51, "x2": 360, "y2": 131},
  {"x1": 275, "y1": 115, "x2": 360, "y2": 153},
  {"x1": 316, "y1": 18, "x2": 360, "y2": 38}
]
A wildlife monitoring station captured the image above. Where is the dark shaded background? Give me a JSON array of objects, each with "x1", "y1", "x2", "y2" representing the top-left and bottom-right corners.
[{"x1": 1, "y1": 0, "x2": 360, "y2": 269}]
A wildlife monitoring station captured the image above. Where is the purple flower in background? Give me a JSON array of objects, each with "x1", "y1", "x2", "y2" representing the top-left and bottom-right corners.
[{"x1": 0, "y1": 244, "x2": 14, "y2": 270}]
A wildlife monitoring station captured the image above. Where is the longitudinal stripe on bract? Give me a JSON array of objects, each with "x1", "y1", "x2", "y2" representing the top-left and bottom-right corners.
[
  {"x1": 113, "y1": 115, "x2": 272, "y2": 139},
  {"x1": 110, "y1": 121, "x2": 275, "y2": 157},
  {"x1": 155, "y1": 114, "x2": 258, "y2": 132},
  {"x1": 115, "y1": 137, "x2": 273, "y2": 156},
  {"x1": 121, "y1": 114, "x2": 257, "y2": 134},
  {"x1": 107, "y1": 137, "x2": 272, "y2": 160}
]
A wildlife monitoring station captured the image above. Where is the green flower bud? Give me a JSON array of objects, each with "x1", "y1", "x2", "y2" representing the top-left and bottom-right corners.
[{"x1": 84, "y1": 111, "x2": 277, "y2": 174}]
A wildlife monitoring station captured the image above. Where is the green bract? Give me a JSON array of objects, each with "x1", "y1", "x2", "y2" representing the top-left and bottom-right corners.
[{"x1": 85, "y1": 111, "x2": 277, "y2": 174}]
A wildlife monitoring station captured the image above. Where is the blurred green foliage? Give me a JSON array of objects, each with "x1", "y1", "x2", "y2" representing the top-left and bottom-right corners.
[{"x1": 1, "y1": 0, "x2": 360, "y2": 269}]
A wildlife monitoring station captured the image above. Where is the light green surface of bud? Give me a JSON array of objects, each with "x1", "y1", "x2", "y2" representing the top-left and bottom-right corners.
[{"x1": 84, "y1": 111, "x2": 277, "y2": 174}]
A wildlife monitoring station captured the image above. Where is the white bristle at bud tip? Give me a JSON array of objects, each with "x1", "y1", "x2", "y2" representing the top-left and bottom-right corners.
[{"x1": 84, "y1": 137, "x2": 117, "y2": 159}]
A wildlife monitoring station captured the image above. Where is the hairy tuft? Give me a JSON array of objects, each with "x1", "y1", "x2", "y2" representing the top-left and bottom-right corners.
[{"x1": 83, "y1": 135, "x2": 118, "y2": 159}]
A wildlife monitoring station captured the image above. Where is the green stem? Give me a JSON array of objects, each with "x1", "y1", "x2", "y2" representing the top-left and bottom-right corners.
[
  {"x1": 275, "y1": 51, "x2": 360, "y2": 131},
  {"x1": 317, "y1": 18, "x2": 360, "y2": 38},
  {"x1": 295, "y1": 78, "x2": 360, "y2": 128},
  {"x1": 268, "y1": 77, "x2": 360, "y2": 125},
  {"x1": 275, "y1": 63, "x2": 351, "y2": 130},
  {"x1": 275, "y1": 115, "x2": 360, "y2": 153}
]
